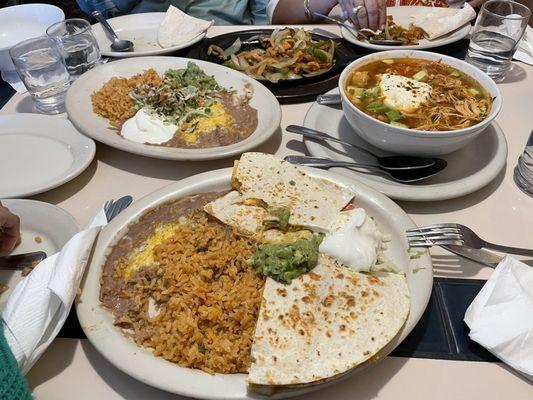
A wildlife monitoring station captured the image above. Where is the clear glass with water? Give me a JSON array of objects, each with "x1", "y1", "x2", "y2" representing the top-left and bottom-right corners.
[
  {"x1": 46, "y1": 18, "x2": 101, "y2": 79},
  {"x1": 9, "y1": 37, "x2": 71, "y2": 114},
  {"x1": 514, "y1": 130, "x2": 533, "y2": 196},
  {"x1": 465, "y1": 0, "x2": 530, "y2": 82}
]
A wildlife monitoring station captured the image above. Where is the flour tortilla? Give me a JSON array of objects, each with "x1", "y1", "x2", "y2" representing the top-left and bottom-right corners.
[
  {"x1": 230, "y1": 153, "x2": 354, "y2": 232},
  {"x1": 248, "y1": 255, "x2": 410, "y2": 387},
  {"x1": 157, "y1": 6, "x2": 213, "y2": 48},
  {"x1": 412, "y1": 4, "x2": 476, "y2": 40}
]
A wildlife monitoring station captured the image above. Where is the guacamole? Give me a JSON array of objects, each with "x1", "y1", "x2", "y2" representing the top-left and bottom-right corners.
[
  {"x1": 247, "y1": 235, "x2": 324, "y2": 284},
  {"x1": 262, "y1": 205, "x2": 290, "y2": 231}
]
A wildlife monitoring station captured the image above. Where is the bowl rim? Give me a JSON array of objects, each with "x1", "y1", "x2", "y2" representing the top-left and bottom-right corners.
[
  {"x1": 0, "y1": 3, "x2": 65, "y2": 51},
  {"x1": 338, "y1": 50, "x2": 502, "y2": 139}
]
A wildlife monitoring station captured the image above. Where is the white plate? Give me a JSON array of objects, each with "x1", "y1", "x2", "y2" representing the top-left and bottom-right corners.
[
  {"x1": 303, "y1": 89, "x2": 508, "y2": 202},
  {"x1": 341, "y1": 6, "x2": 471, "y2": 51},
  {"x1": 77, "y1": 167, "x2": 433, "y2": 399},
  {"x1": 0, "y1": 199, "x2": 78, "y2": 309},
  {"x1": 66, "y1": 57, "x2": 282, "y2": 161},
  {"x1": 0, "y1": 114, "x2": 96, "y2": 198},
  {"x1": 92, "y1": 13, "x2": 206, "y2": 58}
]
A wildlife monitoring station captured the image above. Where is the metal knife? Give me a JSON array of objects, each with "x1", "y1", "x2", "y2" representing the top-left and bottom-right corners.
[
  {"x1": 441, "y1": 245, "x2": 503, "y2": 268},
  {"x1": 0, "y1": 251, "x2": 47, "y2": 269}
]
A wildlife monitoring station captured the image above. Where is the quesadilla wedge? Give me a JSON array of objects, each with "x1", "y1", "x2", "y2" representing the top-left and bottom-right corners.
[{"x1": 248, "y1": 255, "x2": 410, "y2": 387}]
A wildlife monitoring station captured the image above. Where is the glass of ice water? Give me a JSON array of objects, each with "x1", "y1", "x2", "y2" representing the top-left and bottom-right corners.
[
  {"x1": 465, "y1": 0, "x2": 530, "y2": 82},
  {"x1": 46, "y1": 18, "x2": 101, "y2": 79},
  {"x1": 10, "y1": 37, "x2": 71, "y2": 114}
]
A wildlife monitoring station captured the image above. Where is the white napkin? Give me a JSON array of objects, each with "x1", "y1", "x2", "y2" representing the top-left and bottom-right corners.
[
  {"x1": 514, "y1": 26, "x2": 533, "y2": 66},
  {"x1": 1, "y1": 209, "x2": 108, "y2": 374},
  {"x1": 157, "y1": 6, "x2": 213, "y2": 49},
  {"x1": 1, "y1": 70, "x2": 27, "y2": 94},
  {"x1": 464, "y1": 256, "x2": 533, "y2": 382}
]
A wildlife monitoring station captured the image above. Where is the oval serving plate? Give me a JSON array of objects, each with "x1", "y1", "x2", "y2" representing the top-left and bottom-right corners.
[
  {"x1": 77, "y1": 167, "x2": 433, "y2": 399},
  {"x1": 65, "y1": 57, "x2": 281, "y2": 161}
]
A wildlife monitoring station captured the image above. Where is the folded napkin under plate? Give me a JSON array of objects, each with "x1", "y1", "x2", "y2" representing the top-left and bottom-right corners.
[{"x1": 465, "y1": 256, "x2": 533, "y2": 382}]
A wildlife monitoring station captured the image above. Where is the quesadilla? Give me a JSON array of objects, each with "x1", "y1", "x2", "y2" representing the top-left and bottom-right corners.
[
  {"x1": 205, "y1": 153, "x2": 354, "y2": 234},
  {"x1": 157, "y1": 6, "x2": 213, "y2": 49},
  {"x1": 248, "y1": 255, "x2": 410, "y2": 386}
]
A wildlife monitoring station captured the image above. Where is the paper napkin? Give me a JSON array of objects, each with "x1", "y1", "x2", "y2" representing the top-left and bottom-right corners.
[
  {"x1": 464, "y1": 256, "x2": 533, "y2": 382},
  {"x1": 514, "y1": 26, "x2": 533, "y2": 66},
  {"x1": 1, "y1": 209, "x2": 108, "y2": 374},
  {"x1": 1, "y1": 70, "x2": 27, "y2": 94}
]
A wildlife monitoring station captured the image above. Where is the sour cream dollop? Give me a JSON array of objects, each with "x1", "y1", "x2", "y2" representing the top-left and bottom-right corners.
[
  {"x1": 379, "y1": 73, "x2": 432, "y2": 113},
  {"x1": 319, "y1": 208, "x2": 387, "y2": 272},
  {"x1": 121, "y1": 108, "x2": 177, "y2": 144}
]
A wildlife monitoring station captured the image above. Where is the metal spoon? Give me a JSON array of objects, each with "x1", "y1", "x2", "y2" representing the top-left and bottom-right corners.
[
  {"x1": 286, "y1": 125, "x2": 438, "y2": 171},
  {"x1": 92, "y1": 11, "x2": 134, "y2": 52},
  {"x1": 316, "y1": 93, "x2": 342, "y2": 106},
  {"x1": 284, "y1": 155, "x2": 447, "y2": 183},
  {"x1": 312, "y1": 12, "x2": 403, "y2": 46}
]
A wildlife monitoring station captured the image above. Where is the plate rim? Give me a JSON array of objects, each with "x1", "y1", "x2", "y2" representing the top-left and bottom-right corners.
[
  {"x1": 65, "y1": 56, "x2": 282, "y2": 161},
  {"x1": 341, "y1": 6, "x2": 471, "y2": 51},
  {"x1": 92, "y1": 12, "x2": 206, "y2": 58},
  {"x1": 0, "y1": 113, "x2": 96, "y2": 198},
  {"x1": 77, "y1": 166, "x2": 433, "y2": 399},
  {"x1": 303, "y1": 89, "x2": 508, "y2": 202}
]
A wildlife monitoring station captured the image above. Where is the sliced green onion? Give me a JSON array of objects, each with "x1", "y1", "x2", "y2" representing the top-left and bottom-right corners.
[{"x1": 386, "y1": 109, "x2": 403, "y2": 121}]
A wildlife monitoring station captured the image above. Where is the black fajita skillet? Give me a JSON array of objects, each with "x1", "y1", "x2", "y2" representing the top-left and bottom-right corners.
[{"x1": 186, "y1": 29, "x2": 370, "y2": 104}]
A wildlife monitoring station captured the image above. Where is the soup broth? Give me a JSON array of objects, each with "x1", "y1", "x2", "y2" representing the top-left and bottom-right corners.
[{"x1": 345, "y1": 58, "x2": 493, "y2": 131}]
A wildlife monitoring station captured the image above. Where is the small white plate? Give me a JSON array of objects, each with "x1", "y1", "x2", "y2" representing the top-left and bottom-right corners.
[
  {"x1": 91, "y1": 13, "x2": 206, "y2": 58},
  {"x1": 341, "y1": 6, "x2": 471, "y2": 51},
  {"x1": 303, "y1": 89, "x2": 508, "y2": 202},
  {"x1": 0, "y1": 199, "x2": 78, "y2": 309},
  {"x1": 66, "y1": 57, "x2": 282, "y2": 161},
  {"x1": 77, "y1": 167, "x2": 432, "y2": 399},
  {"x1": 0, "y1": 114, "x2": 96, "y2": 198}
]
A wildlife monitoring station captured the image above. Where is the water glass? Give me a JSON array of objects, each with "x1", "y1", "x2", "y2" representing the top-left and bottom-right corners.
[
  {"x1": 514, "y1": 130, "x2": 533, "y2": 196},
  {"x1": 465, "y1": 0, "x2": 530, "y2": 82},
  {"x1": 10, "y1": 37, "x2": 71, "y2": 114},
  {"x1": 46, "y1": 18, "x2": 101, "y2": 78}
]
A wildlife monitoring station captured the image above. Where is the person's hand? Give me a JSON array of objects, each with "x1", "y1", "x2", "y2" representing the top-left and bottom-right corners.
[
  {"x1": 0, "y1": 203, "x2": 20, "y2": 252},
  {"x1": 338, "y1": 0, "x2": 386, "y2": 31}
]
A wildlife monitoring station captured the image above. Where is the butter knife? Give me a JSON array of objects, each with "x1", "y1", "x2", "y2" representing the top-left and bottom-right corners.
[
  {"x1": 441, "y1": 245, "x2": 503, "y2": 268},
  {"x1": 0, "y1": 251, "x2": 47, "y2": 269}
]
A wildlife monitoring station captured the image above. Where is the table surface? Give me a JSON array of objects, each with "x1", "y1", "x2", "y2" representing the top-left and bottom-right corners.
[{"x1": 2, "y1": 24, "x2": 532, "y2": 399}]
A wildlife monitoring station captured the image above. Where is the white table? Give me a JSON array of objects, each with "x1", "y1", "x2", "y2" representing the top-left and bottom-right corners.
[{"x1": 2, "y1": 25, "x2": 532, "y2": 399}]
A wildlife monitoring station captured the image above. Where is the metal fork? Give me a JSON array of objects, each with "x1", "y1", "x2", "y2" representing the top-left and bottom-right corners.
[
  {"x1": 103, "y1": 195, "x2": 133, "y2": 222},
  {"x1": 406, "y1": 223, "x2": 533, "y2": 257}
]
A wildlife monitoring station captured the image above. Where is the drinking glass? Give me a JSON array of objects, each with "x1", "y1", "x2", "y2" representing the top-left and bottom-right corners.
[
  {"x1": 46, "y1": 18, "x2": 101, "y2": 78},
  {"x1": 9, "y1": 37, "x2": 71, "y2": 114},
  {"x1": 514, "y1": 130, "x2": 533, "y2": 196},
  {"x1": 465, "y1": 0, "x2": 530, "y2": 82}
]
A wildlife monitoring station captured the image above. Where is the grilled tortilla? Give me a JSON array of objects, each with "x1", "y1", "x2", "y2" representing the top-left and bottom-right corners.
[
  {"x1": 248, "y1": 255, "x2": 410, "y2": 386},
  {"x1": 205, "y1": 153, "x2": 353, "y2": 234}
]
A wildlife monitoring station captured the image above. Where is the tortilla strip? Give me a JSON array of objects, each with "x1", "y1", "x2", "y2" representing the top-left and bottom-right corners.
[
  {"x1": 248, "y1": 255, "x2": 410, "y2": 386},
  {"x1": 230, "y1": 153, "x2": 354, "y2": 232},
  {"x1": 411, "y1": 4, "x2": 476, "y2": 40}
]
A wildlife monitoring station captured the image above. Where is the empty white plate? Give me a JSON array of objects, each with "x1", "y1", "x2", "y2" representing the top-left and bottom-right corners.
[
  {"x1": 0, "y1": 114, "x2": 96, "y2": 198},
  {"x1": 303, "y1": 89, "x2": 508, "y2": 202},
  {"x1": 0, "y1": 199, "x2": 78, "y2": 309},
  {"x1": 91, "y1": 13, "x2": 206, "y2": 58}
]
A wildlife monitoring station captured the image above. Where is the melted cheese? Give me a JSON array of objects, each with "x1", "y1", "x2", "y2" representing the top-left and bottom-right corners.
[
  {"x1": 379, "y1": 73, "x2": 432, "y2": 112},
  {"x1": 178, "y1": 102, "x2": 235, "y2": 144}
]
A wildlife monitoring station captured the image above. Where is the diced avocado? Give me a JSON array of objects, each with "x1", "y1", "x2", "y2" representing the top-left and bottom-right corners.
[
  {"x1": 262, "y1": 205, "x2": 291, "y2": 231},
  {"x1": 390, "y1": 121, "x2": 408, "y2": 128},
  {"x1": 386, "y1": 109, "x2": 403, "y2": 121},
  {"x1": 367, "y1": 101, "x2": 389, "y2": 114},
  {"x1": 381, "y1": 59, "x2": 395, "y2": 65},
  {"x1": 449, "y1": 69, "x2": 462, "y2": 77},
  {"x1": 468, "y1": 87, "x2": 481, "y2": 97},
  {"x1": 364, "y1": 86, "x2": 380, "y2": 97},
  {"x1": 366, "y1": 100, "x2": 383, "y2": 109},
  {"x1": 412, "y1": 69, "x2": 429, "y2": 82},
  {"x1": 346, "y1": 86, "x2": 365, "y2": 97}
]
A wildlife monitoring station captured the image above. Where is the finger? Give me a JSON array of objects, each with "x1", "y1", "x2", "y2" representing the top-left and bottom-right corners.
[
  {"x1": 340, "y1": 0, "x2": 361, "y2": 29},
  {"x1": 378, "y1": 0, "x2": 387, "y2": 30},
  {"x1": 0, "y1": 234, "x2": 19, "y2": 252},
  {"x1": 365, "y1": 0, "x2": 379, "y2": 31},
  {"x1": 0, "y1": 206, "x2": 20, "y2": 246},
  {"x1": 356, "y1": 2, "x2": 369, "y2": 30}
]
